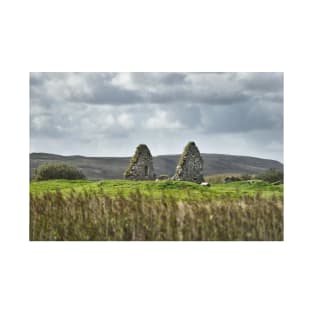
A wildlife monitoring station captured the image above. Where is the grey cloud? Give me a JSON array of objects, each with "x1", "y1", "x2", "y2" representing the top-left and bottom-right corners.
[
  {"x1": 147, "y1": 87, "x2": 249, "y2": 105},
  {"x1": 68, "y1": 73, "x2": 143, "y2": 104},
  {"x1": 240, "y1": 72, "x2": 283, "y2": 92},
  {"x1": 199, "y1": 100, "x2": 283, "y2": 134},
  {"x1": 130, "y1": 72, "x2": 187, "y2": 85},
  {"x1": 30, "y1": 72, "x2": 283, "y2": 162},
  {"x1": 30, "y1": 72, "x2": 143, "y2": 105},
  {"x1": 30, "y1": 72, "x2": 283, "y2": 107}
]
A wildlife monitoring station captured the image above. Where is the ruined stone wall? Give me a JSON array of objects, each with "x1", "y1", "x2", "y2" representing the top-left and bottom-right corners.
[
  {"x1": 173, "y1": 142, "x2": 204, "y2": 183},
  {"x1": 124, "y1": 144, "x2": 156, "y2": 180}
]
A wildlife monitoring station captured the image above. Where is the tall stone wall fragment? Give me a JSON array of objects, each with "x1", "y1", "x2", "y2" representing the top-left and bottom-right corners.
[
  {"x1": 124, "y1": 144, "x2": 156, "y2": 180},
  {"x1": 173, "y1": 142, "x2": 204, "y2": 183}
]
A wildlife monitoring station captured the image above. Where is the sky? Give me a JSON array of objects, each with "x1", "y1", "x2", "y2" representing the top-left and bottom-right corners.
[{"x1": 30, "y1": 72, "x2": 283, "y2": 162}]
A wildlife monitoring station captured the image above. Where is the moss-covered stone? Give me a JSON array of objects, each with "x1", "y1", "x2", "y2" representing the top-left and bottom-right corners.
[
  {"x1": 177, "y1": 141, "x2": 196, "y2": 167},
  {"x1": 173, "y1": 141, "x2": 204, "y2": 183},
  {"x1": 124, "y1": 144, "x2": 156, "y2": 180}
]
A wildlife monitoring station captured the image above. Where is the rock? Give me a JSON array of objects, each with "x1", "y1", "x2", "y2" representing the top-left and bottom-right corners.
[
  {"x1": 124, "y1": 144, "x2": 156, "y2": 180},
  {"x1": 172, "y1": 142, "x2": 204, "y2": 183}
]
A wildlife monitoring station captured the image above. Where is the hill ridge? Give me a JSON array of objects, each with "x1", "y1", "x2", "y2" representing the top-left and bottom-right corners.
[{"x1": 30, "y1": 152, "x2": 283, "y2": 180}]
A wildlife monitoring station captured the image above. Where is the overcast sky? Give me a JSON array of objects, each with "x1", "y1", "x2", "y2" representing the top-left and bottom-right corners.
[{"x1": 30, "y1": 72, "x2": 283, "y2": 162}]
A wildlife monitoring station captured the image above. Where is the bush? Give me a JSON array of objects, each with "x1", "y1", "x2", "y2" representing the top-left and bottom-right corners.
[
  {"x1": 204, "y1": 173, "x2": 242, "y2": 184},
  {"x1": 240, "y1": 174, "x2": 252, "y2": 181},
  {"x1": 224, "y1": 176, "x2": 241, "y2": 183},
  {"x1": 256, "y1": 168, "x2": 283, "y2": 183},
  {"x1": 32, "y1": 163, "x2": 86, "y2": 181}
]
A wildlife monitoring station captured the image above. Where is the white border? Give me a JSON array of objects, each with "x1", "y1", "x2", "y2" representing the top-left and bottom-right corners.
[{"x1": 1, "y1": 1, "x2": 313, "y2": 312}]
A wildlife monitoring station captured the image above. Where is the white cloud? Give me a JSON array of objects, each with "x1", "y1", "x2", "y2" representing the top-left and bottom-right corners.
[
  {"x1": 117, "y1": 113, "x2": 134, "y2": 129},
  {"x1": 145, "y1": 110, "x2": 183, "y2": 129},
  {"x1": 111, "y1": 73, "x2": 136, "y2": 90},
  {"x1": 32, "y1": 115, "x2": 48, "y2": 130},
  {"x1": 30, "y1": 72, "x2": 283, "y2": 161}
]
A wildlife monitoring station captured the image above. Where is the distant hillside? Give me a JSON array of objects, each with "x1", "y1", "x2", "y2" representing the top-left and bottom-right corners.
[{"x1": 30, "y1": 152, "x2": 283, "y2": 181}]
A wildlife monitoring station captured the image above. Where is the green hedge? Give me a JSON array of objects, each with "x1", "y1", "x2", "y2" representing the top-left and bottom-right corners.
[
  {"x1": 32, "y1": 162, "x2": 86, "y2": 181},
  {"x1": 256, "y1": 168, "x2": 283, "y2": 183}
]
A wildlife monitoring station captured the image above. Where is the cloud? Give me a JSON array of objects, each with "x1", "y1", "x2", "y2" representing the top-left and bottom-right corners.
[
  {"x1": 117, "y1": 113, "x2": 135, "y2": 129},
  {"x1": 31, "y1": 72, "x2": 283, "y2": 106},
  {"x1": 30, "y1": 73, "x2": 142, "y2": 105},
  {"x1": 30, "y1": 72, "x2": 283, "y2": 161},
  {"x1": 239, "y1": 72, "x2": 283, "y2": 92},
  {"x1": 145, "y1": 110, "x2": 183, "y2": 129}
]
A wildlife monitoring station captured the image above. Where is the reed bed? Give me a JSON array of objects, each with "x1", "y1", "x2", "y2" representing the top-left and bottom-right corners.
[{"x1": 30, "y1": 189, "x2": 283, "y2": 241}]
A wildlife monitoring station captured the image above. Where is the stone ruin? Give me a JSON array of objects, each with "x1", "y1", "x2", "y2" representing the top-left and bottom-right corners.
[
  {"x1": 124, "y1": 144, "x2": 156, "y2": 180},
  {"x1": 172, "y1": 141, "x2": 204, "y2": 183},
  {"x1": 124, "y1": 142, "x2": 204, "y2": 183}
]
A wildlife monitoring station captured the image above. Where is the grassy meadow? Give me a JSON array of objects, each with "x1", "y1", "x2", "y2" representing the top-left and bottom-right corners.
[{"x1": 30, "y1": 179, "x2": 283, "y2": 241}]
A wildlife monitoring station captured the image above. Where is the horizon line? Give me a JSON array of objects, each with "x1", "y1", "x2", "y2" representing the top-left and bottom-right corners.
[{"x1": 29, "y1": 151, "x2": 283, "y2": 164}]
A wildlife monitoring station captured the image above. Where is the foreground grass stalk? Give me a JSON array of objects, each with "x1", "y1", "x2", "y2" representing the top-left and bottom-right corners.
[{"x1": 30, "y1": 190, "x2": 283, "y2": 241}]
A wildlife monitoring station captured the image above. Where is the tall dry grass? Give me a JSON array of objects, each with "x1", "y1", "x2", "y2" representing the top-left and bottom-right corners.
[{"x1": 30, "y1": 190, "x2": 283, "y2": 241}]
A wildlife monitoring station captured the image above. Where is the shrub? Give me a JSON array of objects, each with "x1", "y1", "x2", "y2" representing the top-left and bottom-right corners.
[
  {"x1": 240, "y1": 174, "x2": 253, "y2": 181},
  {"x1": 224, "y1": 176, "x2": 241, "y2": 183},
  {"x1": 256, "y1": 168, "x2": 283, "y2": 183},
  {"x1": 32, "y1": 162, "x2": 86, "y2": 181}
]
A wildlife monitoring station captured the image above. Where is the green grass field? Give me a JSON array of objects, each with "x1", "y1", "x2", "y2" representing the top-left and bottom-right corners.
[
  {"x1": 30, "y1": 179, "x2": 283, "y2": 241},
  {"x1": 30, "y1": 179, "x2": 283, "y2": 199}
]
